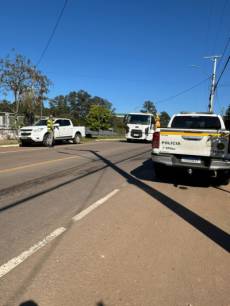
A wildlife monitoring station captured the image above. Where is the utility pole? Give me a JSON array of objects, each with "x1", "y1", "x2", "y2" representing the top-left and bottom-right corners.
[{"x1": 204, "y1": 55, "x2": 221, "y2": 113}]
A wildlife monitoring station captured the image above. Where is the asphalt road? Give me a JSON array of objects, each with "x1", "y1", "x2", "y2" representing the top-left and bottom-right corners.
[{"x1": 0, "y1": 141, "x2": 229, "y2": 306}]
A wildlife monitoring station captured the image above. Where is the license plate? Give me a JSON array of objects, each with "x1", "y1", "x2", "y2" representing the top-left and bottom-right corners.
[
  {"x1": 181, "y1": 157, "x2": 201, "y2": 164},
  {"x1": 134, "y1": 134, "x2": 139, "y2": 137}
]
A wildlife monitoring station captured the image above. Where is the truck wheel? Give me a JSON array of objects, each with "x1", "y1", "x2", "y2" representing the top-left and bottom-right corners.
[
  {"x1": 19, "y1": 140, "x2": 27, "y2": 147},
  {"x1": 43, "y1": 133, "x2": 54, "y2": 147},
  {"x1": 127, "y1": 138, "x2": 132, "y2": 143},
  {"x1": 216, "y1": 170, "x2": 230, "y2": 186},
  {"x1": 154, "y1": 163, "x2": 165, "y2": 178},
  {"x1": 73, "y1": 132, "x2": 81, "y2": 144}
]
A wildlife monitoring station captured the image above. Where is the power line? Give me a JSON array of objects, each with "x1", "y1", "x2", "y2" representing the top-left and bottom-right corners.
[
  {"x1": 155, "y1": 76, "x2": 211, "y2": 105},
  {"x1": 36, "y1": 0, "x2": 68, "y2": 66},
  {"x1": 212, "y1": 0, "x2": 229, "y2": 54},
  {"x1": 217, "y1": 36, "x2": 230, "y2": 68},
  {"x1": 214, "y1": 55, "x2": 230, "y2": 91}
]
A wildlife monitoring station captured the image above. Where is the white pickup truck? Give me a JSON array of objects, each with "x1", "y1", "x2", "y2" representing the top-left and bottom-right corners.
[
  {"x1": 19, "y1": 118, "x2": 85, "y2": 146},
  {"x1": 152, "y1": 112, "x2": 230, "y2": 184}
]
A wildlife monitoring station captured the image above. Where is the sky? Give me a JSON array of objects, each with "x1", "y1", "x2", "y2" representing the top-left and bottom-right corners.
[{"x1": 0, "y1": 0, "x2": 230, "y2": 116}]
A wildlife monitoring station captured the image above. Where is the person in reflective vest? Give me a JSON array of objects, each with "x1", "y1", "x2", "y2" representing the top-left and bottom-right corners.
[
  {"x1": 47, "y1": 115, "x2": 54, "y2": 147},
  {"x1": 155, "y1": 114, "x2": 161, "y2": 129}
]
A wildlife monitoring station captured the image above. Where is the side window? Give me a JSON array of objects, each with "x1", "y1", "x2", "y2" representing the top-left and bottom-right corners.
[
  {"x1": 55, "y1": 119, "x2": 62, "y2": 126},
  {"x1": 55, "y1": 119, "x2": 71, "y2": 126},
  {"x1": 64, "y1": 120, "x2": 71, "y2": 126}
]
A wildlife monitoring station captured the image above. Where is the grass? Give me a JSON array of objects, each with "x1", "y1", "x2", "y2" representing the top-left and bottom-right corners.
[
  {"x1": 0, "y1": 139, "x2": 19, "y2": 146},
  {"x1": 96, "y1": 135, "x2": 125, "y2": 139}
]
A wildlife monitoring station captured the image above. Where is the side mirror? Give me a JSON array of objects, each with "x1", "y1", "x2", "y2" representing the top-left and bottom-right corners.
[{"x1": 54, "y1": 123, "x2": 60, "y2": 128}]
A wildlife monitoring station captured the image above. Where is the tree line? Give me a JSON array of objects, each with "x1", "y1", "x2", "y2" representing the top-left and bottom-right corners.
[
  {"x1": 2, "y1": 51, "x2": 229, "y2": 131},
  {"x1": 0, "y1": 52, "x2": 171, "y2": 130}
]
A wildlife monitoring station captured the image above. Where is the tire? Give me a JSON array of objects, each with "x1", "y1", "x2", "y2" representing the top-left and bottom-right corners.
[
  {"x1": 154, "y1": 163, "x2": 166, "y2": 178},
  {"x1": 127, "y1": 138, "x2": 132, "y2": 143},
  {"x1": 73, "y1": 132, "x2": 81, "y2": 144},
  {"x1": 43, "y1": 133, "x2": 54, "y2": 147},
  {"x1": 216, "y1": 170, "x2": 230, "y2": 186},
  {"x1": 19, "y1": 140, "x2": 28, "y2": 147}
]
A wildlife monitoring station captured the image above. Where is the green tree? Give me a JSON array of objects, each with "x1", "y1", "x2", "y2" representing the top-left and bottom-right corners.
[
  {"x1": 68, "y1": 90, "x2": 91, "y2": 124},
  {"x1": 0, "y1": 52, "x2": 51, "y2": 114},
  {"x1": 141, "y1": 100, "x2": 157, "y2": 116},
  {"x1": 87, "y1": 105, "x2": 112, "y2": 131},
  {"x1": 160, "y1": 111, "x2": 170, "y2": 127},
  {"x1": 225, "y1": 104, "x2": 230, "y2": 118},
  {"x1": 110, "y1": 116, "x2": 125, "y2": 135},
  {"x1": 90, "y1": 96, "x2": 113, "y2": 111},
  {"x1": 49, "y1": 95, "x2": 70, "y2": 117},
  {"x1": 0, "y1": 99, "x2": 14, "y2": 112}
]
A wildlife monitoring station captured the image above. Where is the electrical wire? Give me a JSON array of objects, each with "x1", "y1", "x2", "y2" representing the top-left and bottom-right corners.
[
  {"x1": 214, "y1": 55, "x2": 230, "y2": 92},
  {"x1": 211, "y1": 0, "x2": 229, "y2": 54},
  {"x1": 155, "y1": 76, "x2": 211, "y2": 105},
  {"x1": 217, "y1": 37, "x2": 230, "y2": 68},
  {"x1": 36, "y1": 0, "x2": 68, "y2": 66}
]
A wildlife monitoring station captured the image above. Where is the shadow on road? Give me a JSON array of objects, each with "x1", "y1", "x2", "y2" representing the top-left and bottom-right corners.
[
  {"x1": 87, "y1": 151, "x2": 230, "y2": 253},
  {"x1": 19, "y1": 301, "x2": 38, "y2": 306},
  {"x1": 214, "y1": 186, "x2": 230, "y2": 194},
  {"x1": 131, "y1": 158, "x2": 229, "y2": 188},
  {"x1": 18, "y1": 300, "x2": 106, "y2": 306},
  {"x1": 0, "y1": 150, "x2": 148, "y2": 214},
  {"x1": 131, "y1": 159, "x2": 215, "y2": 188},
  {"x1": 3, "y1": 149, "x2": 229, "y2": 305},
  {"x1": 96, "y1": 301, "x2": 105, "y2": 306}
]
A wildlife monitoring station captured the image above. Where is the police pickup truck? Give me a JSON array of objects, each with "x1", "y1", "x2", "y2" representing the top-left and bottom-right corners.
[
  {"x1": 151, "y1": 112, "x2": 230, "y2": 184},
  {"x1": 19, "y1": 118, "x2": 85, "y2": 146}
]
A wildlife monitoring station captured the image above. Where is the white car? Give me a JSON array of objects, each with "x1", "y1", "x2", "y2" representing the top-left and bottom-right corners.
[{"x1": 19, "y1": 118, "x2": 85, "y2": 146}]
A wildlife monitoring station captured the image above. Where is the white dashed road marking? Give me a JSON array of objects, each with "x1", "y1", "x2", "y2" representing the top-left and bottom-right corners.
[
  {"x1": 72, "y1": 189, "x2": 119, "y2": 222},
  {"x1": 0, "y1": 227, "x2": 66, "y2": 278},
  {"x1": 0, "y1": 189, "x2": 120, "y2": 279}
]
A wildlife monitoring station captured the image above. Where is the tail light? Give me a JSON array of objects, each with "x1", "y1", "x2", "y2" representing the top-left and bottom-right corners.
[{"x1": 152, "y1": 132, "x2": 160, "y2": 148}]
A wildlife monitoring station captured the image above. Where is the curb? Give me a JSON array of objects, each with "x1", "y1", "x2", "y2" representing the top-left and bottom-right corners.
[{"x1": 95, "y1": 138, "x2": 125, "y2": 142}]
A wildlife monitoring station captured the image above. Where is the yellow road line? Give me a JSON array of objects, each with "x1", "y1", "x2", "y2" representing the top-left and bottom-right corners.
[
  {"x1": 0, "y1": 155, "x2": 80, "y2": 174},
  {"x1": 0, "y1": 148, "x2": 47, "y2": 154}
]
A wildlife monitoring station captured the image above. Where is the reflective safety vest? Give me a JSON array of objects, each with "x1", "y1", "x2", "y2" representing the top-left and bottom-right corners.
[
  {"x1": 47, "y1": 119, "x2": 54, "y2": 131},
  {"x1": 155, "y1": 115, "x2": 161, "y2": 128}
]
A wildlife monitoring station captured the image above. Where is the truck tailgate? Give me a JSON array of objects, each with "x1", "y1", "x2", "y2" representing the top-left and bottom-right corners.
[{"x1": 159, "y1": 129, "x2": 228, "y2": 157}]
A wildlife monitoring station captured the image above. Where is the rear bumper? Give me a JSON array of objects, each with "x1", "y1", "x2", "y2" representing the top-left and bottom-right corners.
[{"x1": 151, "y1": 153, "x2": 230, "y2": 170}]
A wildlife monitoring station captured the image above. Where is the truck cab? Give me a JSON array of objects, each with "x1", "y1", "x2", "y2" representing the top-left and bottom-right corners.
[{"x1": 124, "y1": 112, "x2": 154, "y2": 142}]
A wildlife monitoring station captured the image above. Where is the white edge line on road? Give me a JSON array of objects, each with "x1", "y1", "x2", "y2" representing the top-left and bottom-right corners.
[
  {"x1": 0, "y1": 227, "x2": 66, "y2": 279},
  {"x1": 72, "y1": 189, "x2": 120, "y2": 222},
  {"x1": 0, "y1": 144, "x2": 19, "y2": 148},
  {"x1": 0, "y1": 148, "x2": 47, "y2": 154}
]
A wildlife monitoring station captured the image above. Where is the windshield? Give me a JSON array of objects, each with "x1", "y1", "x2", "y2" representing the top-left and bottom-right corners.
[
  {"x1": 127, "y1": 114, "x2": 151, "y2": 125},
  {"x1": 34, "y1": 119, "x2": 47, "y2": 126},
  {"x1": 171, "y1": 116, "x2": 221, "y2": 130}
]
